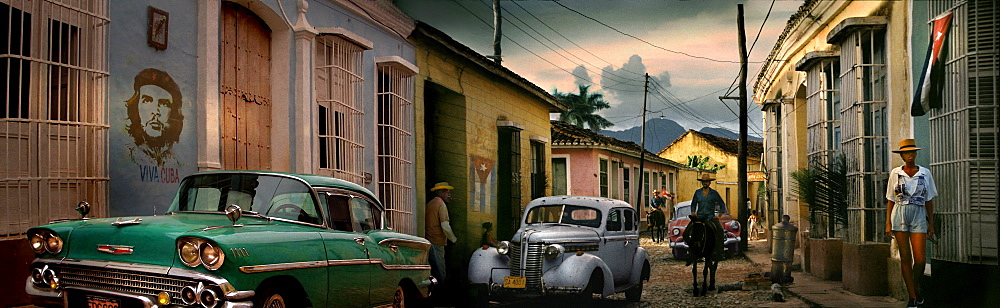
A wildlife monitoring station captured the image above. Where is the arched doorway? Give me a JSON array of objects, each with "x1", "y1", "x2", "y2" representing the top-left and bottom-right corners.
[{"x1": 220, "y1": 2, "x2": 271, "y2": 170}]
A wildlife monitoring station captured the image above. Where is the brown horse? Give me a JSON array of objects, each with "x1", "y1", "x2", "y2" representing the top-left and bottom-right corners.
[
  {"x1": 682, "y1": 216, "x2": 719, "y2": 297},
  {"x1": 647, "y1": 208, "x2": 666, "y2": 243}
]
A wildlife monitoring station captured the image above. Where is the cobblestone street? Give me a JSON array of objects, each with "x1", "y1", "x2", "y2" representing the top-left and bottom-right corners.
[{"x1": 489, "y1": 237, "x2": 809, "y2": 307}]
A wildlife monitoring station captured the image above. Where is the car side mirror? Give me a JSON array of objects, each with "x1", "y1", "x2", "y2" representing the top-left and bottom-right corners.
[
  {"x1": 76, "y1": 201, "x2": 91, "y2": 219},
  {"x1": 225, "y1": 204, "x2": 243, "y2": 226}
]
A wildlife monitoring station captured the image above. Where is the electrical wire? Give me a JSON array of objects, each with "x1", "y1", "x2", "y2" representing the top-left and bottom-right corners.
[{"x1": 553, "y1": 1, "x2": 757, "y2": 64}]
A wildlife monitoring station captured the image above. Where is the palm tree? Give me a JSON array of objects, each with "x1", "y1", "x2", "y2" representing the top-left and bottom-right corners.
[{"x1": 554, "y1": 85, "x2": 613, "y2": 131}]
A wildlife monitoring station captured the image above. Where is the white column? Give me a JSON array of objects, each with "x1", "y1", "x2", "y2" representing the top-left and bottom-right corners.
[
  {"x1": 292, "y1": 0, "x2": 317, "y2": 173},
  {"x1": 197, "y1": 0, "x2": 222, "y2": 170}
]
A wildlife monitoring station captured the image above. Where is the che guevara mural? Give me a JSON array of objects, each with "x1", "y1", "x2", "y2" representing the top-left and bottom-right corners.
[
  {"x1": 125, "y1": 68, "x2": 184, "y2": 168},
  {"x1": 109, "y1": 67, "x2": 193, "y2": 217}
]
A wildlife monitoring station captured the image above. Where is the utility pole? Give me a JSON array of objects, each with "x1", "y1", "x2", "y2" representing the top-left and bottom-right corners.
[
  {"x1": 491, "y1": 0, "x2": 502, "y2": 64},
  {"x1": 737, "y1": 4, "x2": 749, "y2": 252},
  {"x1": 636, "y1": 74, "x2": 649, "y2": 209}
]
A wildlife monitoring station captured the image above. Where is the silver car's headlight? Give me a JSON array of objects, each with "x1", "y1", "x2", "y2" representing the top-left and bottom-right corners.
[
  {"x1": 544, "y1": 244, "x2": 564, "y2": 259},
  {"x1": 497, "y1": 241, "x2": 510, "y2": 255}
]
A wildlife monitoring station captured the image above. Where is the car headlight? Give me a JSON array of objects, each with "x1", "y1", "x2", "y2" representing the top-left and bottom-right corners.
[
  {"x1": 672, "y1": 228, "x2": 681, "y2": 236},
  {"x1": 200, "y1": 242, "x2": 225, "y2": 270},
  {"x1": 730, "y1": 221, "x2": 740, "y2": 231},
  {"x1": 29, "y1": 230, "x2": 64, "y2": 255},
  {"x1": 29, "y1": 231, "x2": 47, "y2": 254},
  {"x1": 45, "y1": 234, "x2": 64, "y2": 254},
  {"x1": 544, "y1": 244, "x2": 564, "y2": 260},
  {"x1": 177, "y1": 237, "x2": 225, "y2": 270},
  {"x1": 178, "y1": 240, "x2": 201, "y2": 267},
  {"x1": 497, "y1": 241, "x2": 510, "y2": 255}
]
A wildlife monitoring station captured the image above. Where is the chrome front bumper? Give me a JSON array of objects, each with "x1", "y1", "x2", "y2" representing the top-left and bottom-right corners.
[{"x1": 26, "y1": 258, "x2": 254, "y2": 308}]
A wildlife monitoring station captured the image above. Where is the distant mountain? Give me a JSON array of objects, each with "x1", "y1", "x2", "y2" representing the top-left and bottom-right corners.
[
  {"x1": 598, "y1": 118, "x2": 763, "y2": 153},
  {"x1": 699, "y1": 127, "x2": 763, "y2": 143},
  {"x1": 598, "y1": 118, "x2": 687, "y2": 153}
]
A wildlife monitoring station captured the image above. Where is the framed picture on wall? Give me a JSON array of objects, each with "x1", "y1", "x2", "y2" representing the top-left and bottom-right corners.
[{"x1": 147, "y1": 6, "x2": 168, "y2": 50}]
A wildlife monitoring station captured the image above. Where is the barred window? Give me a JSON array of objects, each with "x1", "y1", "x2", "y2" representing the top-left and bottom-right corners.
[
  {"x1": 804, "y1": 56, "x2": 841, "y2": 165},
  {"x1": 609, "y1": 160, "x2": 619, "y2": 199},
  {"x1": 836, "y1": 25, "x2": 889, "y2": 244},
  {"x1": 2, "y1": 0, "x2": 109, "y2": 237},
  {"x1": 530, "y1": 141, "x2": 545, "y2": 199},
  {"x1": 316, "y1": 35, "x2": 364, "y2": 183},
  {"x1": 622, "y1": 166, "x2": 630, "y2": 203},
  {"x1": 599, "y1": 158, "x2": 608, "y2": 197},
  {"x1": 376, "y1": 63, "x2": 414, "y2": 234}
]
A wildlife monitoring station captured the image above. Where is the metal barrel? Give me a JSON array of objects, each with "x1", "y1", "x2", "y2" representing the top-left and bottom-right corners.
[{"x1": 770, "y1": 215, "x2": 798, "y2": 282}]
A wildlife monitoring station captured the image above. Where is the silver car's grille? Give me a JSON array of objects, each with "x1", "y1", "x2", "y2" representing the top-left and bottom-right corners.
[
  {"x1": 56, "y1": 265, "x2": 207, "y2": 305},
  {"x1": 509, "y1": 241, "x2": 544, "y2": 290}
]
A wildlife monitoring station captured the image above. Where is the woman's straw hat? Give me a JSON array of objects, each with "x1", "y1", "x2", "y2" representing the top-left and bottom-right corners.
[{"x1": 892, "y1": 139, "x2": 923, "y2": 153}]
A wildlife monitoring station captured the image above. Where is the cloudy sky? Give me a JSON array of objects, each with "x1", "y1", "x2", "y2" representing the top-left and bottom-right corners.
[{"x1": 395, "y1": 0, "x2": 804, "y2": 137}]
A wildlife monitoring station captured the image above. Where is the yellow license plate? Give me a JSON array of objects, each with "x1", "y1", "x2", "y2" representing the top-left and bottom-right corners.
[
  {"x1": 86, "y1": 295, "x2": 119, "y2": 308},
  {"x1": 503, "y1": 276, "x2": 526, "y2": 288}
]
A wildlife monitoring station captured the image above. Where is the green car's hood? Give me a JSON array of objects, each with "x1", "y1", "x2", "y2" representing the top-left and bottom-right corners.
[{"x1": 61, "y1": 213, "x2": 244, "y2": 267}]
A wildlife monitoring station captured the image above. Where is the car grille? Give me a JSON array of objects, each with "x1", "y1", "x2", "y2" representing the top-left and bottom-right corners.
[
  {"x1": 509, "y1": 242, "x2": 544, "y2": 290},
  {"x1": 56, "y1": 265, "x2": 207, "y2": 306}
]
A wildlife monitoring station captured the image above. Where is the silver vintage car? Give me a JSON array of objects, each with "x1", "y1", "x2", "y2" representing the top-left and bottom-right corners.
[{"x1": 468, "y1": 196, "x2": 650, "y2": 302}]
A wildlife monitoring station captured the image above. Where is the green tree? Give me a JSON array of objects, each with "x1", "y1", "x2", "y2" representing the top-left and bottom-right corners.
[
  {"x1": 686, "y1": 155, "x2": 726, "y2": 171},
  {"x1": 553, "y1": 85, "x2": 613, "y2": 131}
]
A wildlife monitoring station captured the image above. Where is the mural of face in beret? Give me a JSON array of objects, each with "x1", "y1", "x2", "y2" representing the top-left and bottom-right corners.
[{"x1": 125, "y1": 68, "x2": 184, "y2": 167}]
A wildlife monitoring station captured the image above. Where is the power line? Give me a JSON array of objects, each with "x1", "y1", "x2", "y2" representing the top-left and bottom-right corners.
[
  {"x1": 508, "y1": 0, "x2": 647, "y2": 78},
  {"x1": 449, "y1": 0, "x2": 642, "y2": 93},
  {"x1": 484, "y1": 0, "x2": 644, "y2": 87},
  {"x1": 553, "y1": 1, "x2": 756, "y2": 64}
]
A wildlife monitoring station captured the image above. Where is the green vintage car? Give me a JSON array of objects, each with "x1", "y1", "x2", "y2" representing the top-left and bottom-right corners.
[{"x1": 25, "y1": 171, "x2": 434, "y2": 308}]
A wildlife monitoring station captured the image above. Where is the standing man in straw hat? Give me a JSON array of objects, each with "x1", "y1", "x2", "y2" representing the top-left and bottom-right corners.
[
  {"x1": 885, "y1": 139, "x2": 937, "y2": 308},
  {"x1": 691, "y1": 174, "x2": 728, "y2": 261},
  {"x1": 426, "y1": 182, "x2": 459, "y2": 282}
]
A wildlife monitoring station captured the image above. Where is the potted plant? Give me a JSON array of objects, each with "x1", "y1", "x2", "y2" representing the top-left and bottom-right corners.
[{"x1": 791, "y1": 154, "x2": 848, "y2": 281}]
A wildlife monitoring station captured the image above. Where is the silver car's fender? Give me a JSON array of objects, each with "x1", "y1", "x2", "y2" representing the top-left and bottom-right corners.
[
  {"x1": 468, "y1": 246, "x2": 510, "y2": 285},
  {"x1": 542, "y1": 253, "x2": 616, "y2": 296},
  {"x1": 629, "y1": 246, "x2": 651, "y2": 285}
]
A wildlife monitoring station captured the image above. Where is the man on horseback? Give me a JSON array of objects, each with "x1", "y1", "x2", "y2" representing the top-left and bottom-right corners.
[
  {"x1": 690, "y1": 174, "x2": 727, "y2": 262},
  {"x1": 647, "y1": 190, "x2": 667, "y2": 242}
]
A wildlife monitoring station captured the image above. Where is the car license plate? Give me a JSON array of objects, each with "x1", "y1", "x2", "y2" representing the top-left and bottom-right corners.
[
  {"x1": 85, "y1": 295, "x2": 119, "y2": 308},
  {"x1": 503, "y1": 276, "x2": 526, "y2": 289}
]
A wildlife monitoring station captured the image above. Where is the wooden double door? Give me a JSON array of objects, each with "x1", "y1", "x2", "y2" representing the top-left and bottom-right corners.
[{"x1": 220, "y1": 2, "x2": 271, "y2": 170}]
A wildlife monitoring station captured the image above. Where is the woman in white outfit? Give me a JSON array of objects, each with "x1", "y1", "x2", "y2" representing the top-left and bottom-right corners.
[{"x1": 885, "y1": 139, "x2": 937, "y2": 308}]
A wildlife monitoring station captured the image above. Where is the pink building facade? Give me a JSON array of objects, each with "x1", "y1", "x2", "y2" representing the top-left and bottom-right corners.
[{"x1": 550, "y1": 121, "x2": 689, "y2": 224}]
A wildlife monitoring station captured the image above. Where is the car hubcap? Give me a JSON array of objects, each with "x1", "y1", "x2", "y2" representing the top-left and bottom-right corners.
[
  {"x1": 393, "y1": 286, "x2": 405, "y2": 308},
  {"x1": 264, "y1": 294, "x2": 285, "y2": 308}
]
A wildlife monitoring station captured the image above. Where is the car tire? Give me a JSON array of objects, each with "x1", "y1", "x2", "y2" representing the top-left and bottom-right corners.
[
  {"x1": 392, "y1": 285, "x2": 412, "y2": 308},
  {"x1": 471, "y1": 283, "x2": 490, "y2": 308},
  {"x1": 255, "y1": 288, "x2": 287, "y2": 308},
  {"x1": 625, "y1": 280, "x2": 643, "y2": 302},
  {"x1": 672, "y1": 247, "x2": 685, "y2": 260}
]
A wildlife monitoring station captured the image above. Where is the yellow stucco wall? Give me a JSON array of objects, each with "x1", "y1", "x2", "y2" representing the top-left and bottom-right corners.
[
  {"x1": 753, "y1": 1, "x2": 912, "y2": 227},
  {"x1": 659, "y1": 133, "x2": 763, "y2": 219},
  {"x1": 412, "y1": 34, "x2": 557, "y2": 278}
]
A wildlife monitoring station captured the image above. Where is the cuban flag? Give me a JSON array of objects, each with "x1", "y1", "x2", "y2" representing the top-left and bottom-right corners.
[{"x1": 911, "y1": 12, "x2": 953, "y2": 116}]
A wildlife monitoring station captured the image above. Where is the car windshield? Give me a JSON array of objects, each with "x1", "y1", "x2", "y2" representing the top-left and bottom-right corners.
[
  {"x1": 675, "y1": 205, "x2": 691, "y2": 218},
  {"x1": 168, "y1": 174, "x2": 320, "y2": 222},
  {"x1": 525, "y1": 205, "x2": 602, "y2": 228}
]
